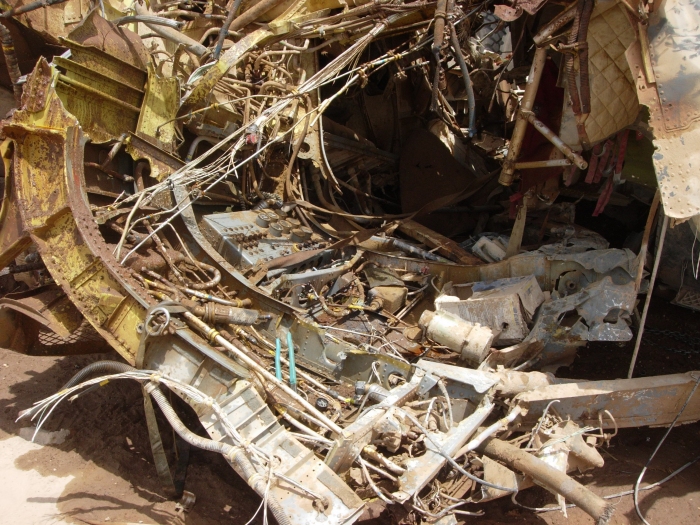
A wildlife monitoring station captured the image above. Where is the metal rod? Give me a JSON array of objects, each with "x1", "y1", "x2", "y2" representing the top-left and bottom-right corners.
[
  {"x1": 499, "y1": 4, "x2": 580, "y2": 186},
  {"x1": 275, "y1": 337, "x2": 283, "y2": 380},
  {"x1": 634, "y1": 189, "x2": 661, "y2": 292},
  {"x1": 526, "y1": 113, "x2": 588, "y2": 169},
  {"x1": 532, "y1": 3, "x2": 578, "y2": 46},
  {"x1": 514, "y1": 159, "x2": 573, "y2": 169},
  {"x1": 287, "y1": 332, "x2": 297, "y2": 392},
  {"x1": 498, "y1": 47, "x2": 548, "y2": 186},
  {"x1": 628, "y1": 212, "x2": 669, "y2": 379}
]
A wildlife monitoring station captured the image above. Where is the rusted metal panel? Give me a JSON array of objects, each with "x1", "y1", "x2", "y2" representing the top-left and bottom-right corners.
[
  {"x1": 2, "y1": 61, "x2": 149, "y2": 363},
  {"x1": 136, "y1": 64, "x2": 180, "y2": 153},
  {"x1": 0, "y1": 157, "x2": 31, "y2": 268}
]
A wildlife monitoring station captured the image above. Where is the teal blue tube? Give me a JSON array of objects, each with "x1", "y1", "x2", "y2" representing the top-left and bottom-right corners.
[
  {"x1": 287, "y1": 332, "x2": 297, "y2": 392},
  {"x1": 275, "y1": 338, "x2": 282, "y2": 381}
]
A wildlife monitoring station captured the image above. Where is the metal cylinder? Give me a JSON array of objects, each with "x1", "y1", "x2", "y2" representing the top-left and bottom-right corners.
[
  {"x1": 477, "y1": 437, "x2": 614, "y2": 524},
  {"x1": 278, "y1": 219, "x2": 292, "y2": 233},
  {"x1": 269, "y1": 222, "x2": 283, "y2": 237},
  {"x1": 419, "y1": 309, "x2": 494, "y2": 366},
  {"x1": 291, "y1": 227, "x2": 311, "y2": 242},
  {"x1": 256, "y1": 212, "x2": 271, "y2": 228},
  {"x1": 193, "y1": 303, "x2": 259, "y2": 325}
]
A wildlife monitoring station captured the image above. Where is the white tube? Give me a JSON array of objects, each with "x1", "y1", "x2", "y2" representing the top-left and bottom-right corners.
[{"x1": 452, "y1": 405, "x2": 521, "y2": 460}]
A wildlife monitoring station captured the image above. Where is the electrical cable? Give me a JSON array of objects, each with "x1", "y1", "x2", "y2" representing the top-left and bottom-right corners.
[{"x1": 634, "y1": 374, "x2": 700, "y2": 525}]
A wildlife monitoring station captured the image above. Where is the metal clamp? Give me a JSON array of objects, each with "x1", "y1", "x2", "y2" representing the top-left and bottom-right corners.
[{"x1": 145, "y1": 306, "x2": 171, "y2": 337}]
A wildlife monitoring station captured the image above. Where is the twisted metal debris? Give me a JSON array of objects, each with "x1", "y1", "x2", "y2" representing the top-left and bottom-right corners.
[{"x1": 1, "y1": 0, "x2": 700, "y2": 523}]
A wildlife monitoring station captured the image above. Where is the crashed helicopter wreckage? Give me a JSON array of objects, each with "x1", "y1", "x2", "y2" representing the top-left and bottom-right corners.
[{"x1": 0, "y1": 0, "x2": 700, "y2": 524}]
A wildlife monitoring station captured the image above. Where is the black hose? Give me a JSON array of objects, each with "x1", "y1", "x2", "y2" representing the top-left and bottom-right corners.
[
  {"x1": 213, "y1": 0, "x2": 244, "y2": 60},
  {"x1": 449, "y1": 22, "x2": 476, "y2": 136},
  {"x1": 61, "y1": 360, "x2": 136, "y2": 390}
]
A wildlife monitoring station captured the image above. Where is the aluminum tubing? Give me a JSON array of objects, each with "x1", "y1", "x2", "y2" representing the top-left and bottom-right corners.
[
  {"x1": 526, "y1": 113, "x2": 588, "y2": 169},
  {"x1": 477, "y1": 437, "x2": 614, "y2": 525},
  {"x1": 498, "y1": 47, "x2": 548, "y2": 186}
]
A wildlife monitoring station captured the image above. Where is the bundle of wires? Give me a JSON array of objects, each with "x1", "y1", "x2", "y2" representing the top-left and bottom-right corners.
[{"x1": 16, "y1": 364, "x2": 295, "y2": 525}]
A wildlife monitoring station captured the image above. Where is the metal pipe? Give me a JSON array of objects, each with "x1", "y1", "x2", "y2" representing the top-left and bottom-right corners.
[
  {"x1": 361, "y1": 458, "x2": 398, "y2": 482},
  {"x1": 178, "y1": 287, "x2": 241, "y2": 305},
  {"x1": 526, "y1": 113, "x2": 588, "y2": 169},
  {"x1": 115, "y1": 15, "x2": 183, "y2": 29},
  {"x1": 514, "y1": 159, "x2": 573, "y2": 169},
  {"x1": 228, "y1": 0, "x2": 289, "y2": 33},
  {"x1": 477, "y1": 437, "x2": 614, "y2": 524},
  {"x1": 186, "y1": 135, "x2": 220, "y2": 161},
  {"x1": 0, "y1": 0, "x2": 69, "y2": 18},
  {"x1": 389, "y1": 238, "x2": 449, "y2": 263},
  {"x1": 287, "y1": 332, "x2": 297, "y2": 392},
  {"x1": 156, "y1": 10, "x2": 226, "y2": 20},
  {"x1": 254, "y1": 49, "x2": 301, "y2": 71},
  {"x1": 498, "y1": 47, "x2": 548, "y2": 186},
  {"x1": 628, "y1": 213, "x2": 669, "y2": 378},
  {"x1": 430, "y1": 0, "x2": 448, "y2": 110},
  {"x1": 453, "y1": 405, "x2": 521, "y2": 460},
  {"x1": 634, "y1": 189, "x2": 661, "y2": 291},
  {"x1": 184, "y1": 261, "x2": 221, "y2": 290},
  {"x1": 279, "y1": 411, "x2": 333, "y2": 445},
  {"x1": 199, "y1": 26, "x2": 242, "y2": 44},
  {"x1": 532, "y1": 3, "x2": 578, "y2": 46},
  {"x1": 362, "y1": 445, "x2": 405, "y2": 474}
]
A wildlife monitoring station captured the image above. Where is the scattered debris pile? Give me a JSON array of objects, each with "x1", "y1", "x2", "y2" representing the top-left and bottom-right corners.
[{"x1": 1, "y1": 0, "x2": 699, "y2": 523}]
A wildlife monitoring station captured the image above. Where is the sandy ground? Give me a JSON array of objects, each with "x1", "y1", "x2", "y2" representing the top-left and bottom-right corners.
[
  {"x1": 0, "y1": 436, "x2": 72, "y2": 525},
  {"x1": 1, "y1": 295, "x2": 700, "y2": 525}
]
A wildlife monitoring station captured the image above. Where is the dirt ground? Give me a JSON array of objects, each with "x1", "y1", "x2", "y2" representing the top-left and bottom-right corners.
[{"x1": 2, "y1": 293, "x2": 700, "y2": 525}]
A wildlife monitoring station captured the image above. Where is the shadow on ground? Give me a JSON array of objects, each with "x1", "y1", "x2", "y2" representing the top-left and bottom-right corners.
[{"x1": 0, "y1": 350, "x2": 262, "y2": 525}]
